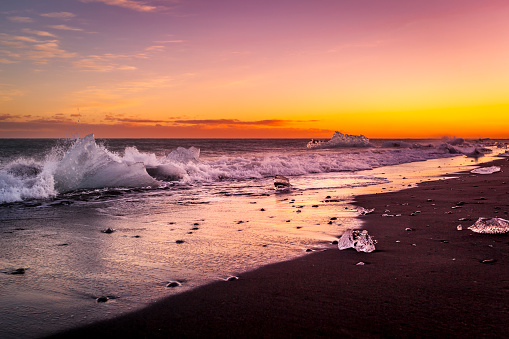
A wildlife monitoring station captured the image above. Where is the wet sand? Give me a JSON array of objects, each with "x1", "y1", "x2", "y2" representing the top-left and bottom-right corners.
[{"x1": 49, "y1": 158, "x2": 509, "y2": 338}]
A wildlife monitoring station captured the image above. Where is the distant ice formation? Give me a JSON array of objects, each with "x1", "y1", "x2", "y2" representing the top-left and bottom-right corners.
[
  {"x1": 338, "y1": 229, "x2": 376, "y2": 253},
  {"x1": 468, "y1": 217, "x2": 509, "y2": 234},
  {"x1": 470, "y1": 166, "x2": 501, "y2": 175},
  {"x1": 307, "y1": 131, "x2": 372, "y2": 149}
]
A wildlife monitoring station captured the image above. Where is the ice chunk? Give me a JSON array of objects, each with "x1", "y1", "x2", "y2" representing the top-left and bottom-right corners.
[
  {"x1": 468, "y1": 217, "x2": 509, "y2": 234},
  {"x1": 338, "y1": 229, "x2": 376, "y2": 253},
  {"x1": 470, "y1": 166, "x2": 501, "y2": 175},
  {"x1": 307, "y1": 131, "x2": 372, "y2": 149},
  {"x1": 274, "y1": 175, "x2": 291, "y2": 192},
  {"x1": 357, "y1": 207, "x2": 375, "y2": 215}
]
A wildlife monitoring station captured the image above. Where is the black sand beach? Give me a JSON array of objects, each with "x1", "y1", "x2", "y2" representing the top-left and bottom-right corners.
[{"x1": 49, "y1": 158, "x2": 509, "y2": 338}]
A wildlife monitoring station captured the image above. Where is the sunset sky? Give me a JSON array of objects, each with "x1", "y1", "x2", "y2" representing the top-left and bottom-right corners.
[{"x1": 1, "y1": 0, "x2": 509, "y2": 138}]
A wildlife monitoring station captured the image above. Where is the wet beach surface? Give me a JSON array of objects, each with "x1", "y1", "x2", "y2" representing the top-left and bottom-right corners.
[{"x1": 47, "y1": 158, "x2": 509, "y2": 338}]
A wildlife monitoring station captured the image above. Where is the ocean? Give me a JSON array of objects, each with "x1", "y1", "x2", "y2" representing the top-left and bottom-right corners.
[{"x1": 0, "y1": 134, "x2": 506, "y2": 338}]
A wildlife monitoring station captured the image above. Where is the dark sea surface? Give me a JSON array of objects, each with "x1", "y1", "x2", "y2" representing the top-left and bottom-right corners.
[{"x1": 1, "y1": 135, "x2": 507, "y2": 338}]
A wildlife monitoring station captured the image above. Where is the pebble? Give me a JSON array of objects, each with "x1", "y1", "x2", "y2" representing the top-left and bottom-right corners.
[
  {"x1": 96, "y1": 296, "x2": 109, "y2": 303},
  {"x1": 166, "y1": 281, "x2": 181, "y2": 288}
]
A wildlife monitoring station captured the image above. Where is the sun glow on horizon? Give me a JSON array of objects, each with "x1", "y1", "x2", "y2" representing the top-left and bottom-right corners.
[{"x1": 1, "y1": 0, "x2": 508, "y2": 138}]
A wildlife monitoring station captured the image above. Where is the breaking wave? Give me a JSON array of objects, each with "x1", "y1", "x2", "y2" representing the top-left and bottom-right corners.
[{"x1": 0, "y1": 133, "x2": 496, "y2": 203}]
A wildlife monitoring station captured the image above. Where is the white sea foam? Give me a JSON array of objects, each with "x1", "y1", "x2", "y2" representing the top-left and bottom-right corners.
[
  {"x1": 0, "y1": 134, "x2": 497, "y2": 203},
  {"x1": 53, "y1": 134, "x2": 157, "y2": 193}
]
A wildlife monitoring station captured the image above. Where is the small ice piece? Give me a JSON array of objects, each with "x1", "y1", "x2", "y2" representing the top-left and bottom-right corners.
[
  {"x1": 457, "y1": 224, "x2": 463, "y2": 231},
  {"x1": 357, "y1": 207, "x2": 375, "y2": 215},
  {"x1": 338, "y1": 229, "x2": 376, "y2": 253},
  {"x1": 470, "y1": 166, "x2": 501, "y2": 175},
  {"x1": 468, "y1": 217, "x2": 509, "y2": 234},
  {"x1": 274, "y1": 175, "x2": 291, "y2": 192}
]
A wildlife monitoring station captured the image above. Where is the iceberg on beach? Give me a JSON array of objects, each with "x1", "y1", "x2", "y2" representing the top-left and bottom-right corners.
[
  {"x1": 470, "y1": 166, "x2": 501, "y2": 175},
  {"x1": 307, "y1": 131, "x2": 372, "y2": 149},
  {"x1": 338, "y1": 229, "x2": 376, "y2": 253},
  {"x1": 468, "y1": 217, "x2": 509, "y2": 234}
]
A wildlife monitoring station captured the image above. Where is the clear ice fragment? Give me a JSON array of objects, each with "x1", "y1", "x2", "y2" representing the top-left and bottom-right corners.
[
  {"x1": 470, "y1": 166, "x2": 501, "y2": 175},
  {"x1": 338, "y1": 229, "x2": 376, "y2": 253},
  {"x1": 468, "y1": 217, "x2": 509, "y2": 234}
]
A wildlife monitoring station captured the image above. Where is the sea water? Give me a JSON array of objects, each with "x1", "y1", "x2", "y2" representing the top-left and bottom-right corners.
[{"x1": 0, "y1": 135, "x2": 506, "y2": 338}]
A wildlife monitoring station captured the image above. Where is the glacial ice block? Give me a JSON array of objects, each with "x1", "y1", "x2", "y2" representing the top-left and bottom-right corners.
[
  {"x1": 468, "y1": 217, "x2": 509, "y2": 234},
  {"x1": 338, "y1": 229, "x2": 376, "y2": 253},
  {"x1": 470, "y1": 166, "x2": 501, "y2": 175}
]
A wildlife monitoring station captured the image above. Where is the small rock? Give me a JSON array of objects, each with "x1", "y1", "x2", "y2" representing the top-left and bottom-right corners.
[
  {"x1": 101, "y1": 228, "x2": 115, "y2": 234},
  {"x1": 166, "y1": 281, "x2": 181, "y2": 288},
  {"x1": 226, "y1": 276, "x2": 238, "y2": 281},
  {"x1": 331, "y1": 240, "x2": 338, "y2": 245},
  {"x1": 8, "y1": 268, "x2": 26, "y2": 275},
  {"x1": 405, "y1": 228, "x2": 413, "y2": 231},
  {"x1": 260, "y1": 208, "x2": 265, "y2": 211},
  {"x1": 175, "y1": 240, "x2": 185, "y2": 244},
  {"x1": 457, "y1": 225, "x2": 463, "y2": 231},
  {"x1": 312, "y1": 205, "x2": 319, "y2": 208},
  {"x1": 96, "y1": 296, "x2": 109, "y2": 303},
  {"x1": 356, "y1": 262, "x2": 365, "y2": 266},
  {"x1": 480, "y1": 259, "x2": 497, "y2": 264},
  {"x1": 330, "y1": 217, "x2": 337, "y2": 220}
]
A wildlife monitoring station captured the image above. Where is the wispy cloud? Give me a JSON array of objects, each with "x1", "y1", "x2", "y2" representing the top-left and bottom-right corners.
[
  {"x1": 0, "y1": 33, "x2": 76, "y2": 64},
  {"x1": 0, "y1": 58, "x2": 18, "y2": 64},
  {"x1": 70, "y1": 76, "x2": 171, "y2": 109},
  {"x1": 154, "y1": 40, "x2": 184, "y2": 43},
  {"x1": 41, "y1": 12, "x2": 76, "y2": 20},
  {"x1": 0, "y1": 84, "x2": 25, "y2": 102},
  {"x1": 22, "y1": 29, "x2": 57, "y2": 38},
  {"x1": 80, "y1": 0, "x2": 158, "y2": 12},
  {"x1": 7, "y1": 16, "x2": 34, "y2": 23},
  {"x1": 172, "y1": 119, "x2": 311, "y2": 127},
  {"x1": 73, "y1": 54, "x2": 138, "y2": 72},
  {"x1": 49, "y1": 24, "x2": 83, "y2": 31}
]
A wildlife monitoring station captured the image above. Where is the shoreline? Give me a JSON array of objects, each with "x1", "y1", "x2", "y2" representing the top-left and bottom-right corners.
[{"x1": 48, "y1": 158, "x2": 509, "y2": 338}]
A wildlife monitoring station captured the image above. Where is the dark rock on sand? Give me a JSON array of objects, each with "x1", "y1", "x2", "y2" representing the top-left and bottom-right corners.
[
  {"x1": 480, "y1": 259, "x2": 497, "y2": 264},
  {"x1": 101, "y1": 228, "x2": 115, "y2": 234},
  {"x1": 96, "y1": 296, "x2": 109, "y2": 303},
  {"x1": 175, "y1": 240, "x2": 185, "y2": 244},
  {"x1": 166, "y1": 281, "x2": 181, "y2": 288}
]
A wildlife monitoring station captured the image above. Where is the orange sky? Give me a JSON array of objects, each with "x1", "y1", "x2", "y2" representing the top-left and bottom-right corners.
[{"x1": 1, "y1": 0, "x2": 509, "y2": 138}]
